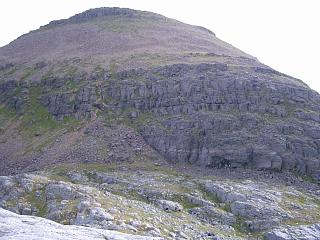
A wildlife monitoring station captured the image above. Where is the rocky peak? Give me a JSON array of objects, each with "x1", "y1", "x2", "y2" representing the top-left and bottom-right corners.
[{"x1": 46, "y1": 7, "x2": 164, "y2": 27}]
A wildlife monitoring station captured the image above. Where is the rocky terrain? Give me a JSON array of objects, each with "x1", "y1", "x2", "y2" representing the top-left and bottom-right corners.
[
  {"x1": 1, "y1": 162, "x2": 320, "y2": 239},
  {"x1": 0, "y1": 7, "x2": 320, "y2": 239}
]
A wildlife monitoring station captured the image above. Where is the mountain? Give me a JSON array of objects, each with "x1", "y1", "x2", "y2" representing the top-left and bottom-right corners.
[
  {"x1": 0, "y1": 7, "x2": 319, "y2": 178},
  {"x1": 1, "y1": 7, "x2": 320, "y2": 240}
]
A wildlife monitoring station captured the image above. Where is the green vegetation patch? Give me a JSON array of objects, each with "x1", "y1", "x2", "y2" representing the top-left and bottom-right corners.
[
  {"x1": 20, "y1": 67, "x2": 37, "y2": 80},
  {"x1": 109, "y1": 59, "x2": 119, "y2": 79},
  {"x1": 0, "y1": 105, "x2": 16, "y2": 119},
  {"x1": 20, "y1": 85, "x2": 80, "y2": 137},
  {"x1": 25, "y1": 188, "x2": 48, "y2": 217},
  {"x1": 0, "y1": 105, "x2": 16, "y2": 132},
  {"x1": 20, "y1": 85, "x2": 60, "y2": 135}
]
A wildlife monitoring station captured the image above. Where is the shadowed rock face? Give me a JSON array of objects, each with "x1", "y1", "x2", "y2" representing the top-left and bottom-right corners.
[
  {"x1": 127, "y1": 64, "x2": 320, "y2": 177},
  {"x1": 104, "y1": 63, "x2": 319, "y2": 175},
  {"x1": 0, "y1": 7, "x2": 320, "y2": 180}
]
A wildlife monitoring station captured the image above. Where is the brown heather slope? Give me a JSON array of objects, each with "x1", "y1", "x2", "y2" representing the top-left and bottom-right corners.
[{"x1": 0, "y1": 7, "x2": 252, "y2": 65}]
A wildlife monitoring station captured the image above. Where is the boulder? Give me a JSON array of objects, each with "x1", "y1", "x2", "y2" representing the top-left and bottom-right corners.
[
  {"x1": 265, "y1": 223, "x2": 320, "y2": 240},
  {"x1": 155, "y1": 200, "x2": 183, "y2": 212},
  {"x1": 201, "y1": 180, "x2": 289, "y2": 231},
  {"x1": 189, "y1": 206, "x2": 236, "y2": 225},
  {"x1": 46, "y1": 183, "x2": 83, "y2": 200},
  {"x1": 89, "y1": 207, "x2": 114, "y2": 221},
  {"x1": 230, "y1": 200, "x2": 287, "y2": 220},
  {"x1": 185, "y1": 194, "x2": 216, "y2": 207}
]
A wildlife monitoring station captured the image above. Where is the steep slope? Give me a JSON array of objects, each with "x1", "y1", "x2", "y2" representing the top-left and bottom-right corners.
[{"x1": 0, "y1": 7, "x2": 320, "y2": 182}]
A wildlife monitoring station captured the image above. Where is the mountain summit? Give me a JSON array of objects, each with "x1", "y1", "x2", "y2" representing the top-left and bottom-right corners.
[
  {"x1": 0, "y1": 7, "x2": 251, "y2": 63},
  {"x1": 1, "y1": 7, "x2": 320, "y2": 240}
]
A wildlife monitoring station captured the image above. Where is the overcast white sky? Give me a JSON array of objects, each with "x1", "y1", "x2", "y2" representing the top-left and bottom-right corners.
[{"x1": 0, "y1": 0, "x2": 319, "y2": 92}]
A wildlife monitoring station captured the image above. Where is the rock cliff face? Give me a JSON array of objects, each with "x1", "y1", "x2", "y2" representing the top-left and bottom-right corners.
[
  {"x1": 0, "y1": 7, "x2": 320, "y2": 180},
  {"x1": 105, "y1": 63, "x2": 320, "y2": 178}
]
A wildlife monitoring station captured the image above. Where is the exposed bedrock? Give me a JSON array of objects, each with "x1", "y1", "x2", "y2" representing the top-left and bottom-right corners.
[
  {"x1": 1, "y1": 62, "x2": 320, "y2": 179},
  {"x1": 104, "y1": 63, "x2": 320, "y2": 179}
]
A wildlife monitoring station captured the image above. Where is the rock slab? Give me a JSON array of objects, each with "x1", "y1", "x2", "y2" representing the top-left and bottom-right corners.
[
  {"x1": 265, "y1": 223, "x2": 320, "y2": 240},
  {"x1": 0, "y1": 208, "x2": 161, "y2": 240}
]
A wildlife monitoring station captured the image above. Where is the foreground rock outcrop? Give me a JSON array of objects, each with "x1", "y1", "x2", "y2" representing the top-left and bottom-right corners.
[
  {"x1": 0, "y1": 208, "x2": 159, "y2": 240},
  {"x1": 1, "y1": 163, "x2": 320, "y2": 239}
]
